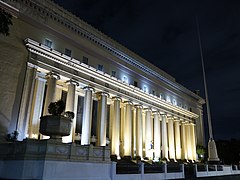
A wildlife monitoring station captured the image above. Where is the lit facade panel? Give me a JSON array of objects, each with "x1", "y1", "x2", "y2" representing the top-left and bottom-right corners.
[{"x1": 0, "y1": 0, "x2": 205, "y2": 161}]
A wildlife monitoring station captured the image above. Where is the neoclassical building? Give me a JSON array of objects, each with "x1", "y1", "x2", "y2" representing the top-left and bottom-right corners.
[{"x1": 0, "y1": 0, "x2": 205, "y2": 162}]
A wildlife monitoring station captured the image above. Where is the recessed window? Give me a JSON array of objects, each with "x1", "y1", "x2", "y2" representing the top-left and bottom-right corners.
[
  {"x1": 44, "y1": 39, "x2": 52, "y2": 48},
  {"x1": 111, "y1": 71, "x2": 116, "y2": 77},
  {"x1": 65, "y1": 48, "x2": 72, "y2": 57},
  {"x1": 166, "y1": 96, "x2": 171, "y2": 103},
  {"x1": 178, "y1": 102, "x2": 182, "y2": 107},
  {"x1": 82, "y1": 56, "x2": 88, "y2": 65},
  {"x1": 160, "y1": 93, "x2": 165, "y2": 100},
  {"x1": 98, "y1": 64, "x2": 103, "y2": 71},
  {"x1": 123, "y1": 76, "x2": 128, "y2": 83},
  {"x1": 152, "y1": 90, "x2": 155, "y2": 95},
  {"x1": 134, "y1": 81, "x2": 138, "y2": 87},
  {"x1": 143, "y1": 86, "x2": 147, "y2": 92},
  {"x1": 173, "y1": 99, "x2": 177, "y2": 106},
  {"x1": 184, "y1": 105, "x2": 188, "y2": 109}
]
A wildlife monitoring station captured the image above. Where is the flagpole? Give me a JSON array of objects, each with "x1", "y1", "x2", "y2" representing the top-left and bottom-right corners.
[{"x1": 196, "y1": 17, "x2": 219, "y2": 163}]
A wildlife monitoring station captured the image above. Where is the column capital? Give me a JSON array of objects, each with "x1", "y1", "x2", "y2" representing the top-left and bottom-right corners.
[
  {"x1": 123, "y1": 101, "x2": 133, "y2": 105},
  {"x1": 144, "y1": 107, "x2": 152, "y2": 112},
  {"x1": 36, "y1": 72, "x2": 47, "y2": 82},
  {"x1": 134, "y1": 104, "x2": 143, "y2": 108},
  {"x1": 65, "y1": 79, "x2": 79, "y2": 86},
  {"x1": 96, "y1": 91, "x2": 109, "y2": 97},
  {"x1": 174, "y1": 117, "x2": 181, "y2": 122},
  {"x1": 152, "y1": 111, "x2": 160, "y2": 115},
  {"x1": 46, "y1": 72, "x2": 60, "y2": 80},
  {"x1": 160, "y1": 113, "x2": 167, "y2": 117},
  {"x1": 112, "y1": 96, "x2": 122, "y2": 101},
  {"x1": 83, "y1": 86, "x2": 95, "y2": 92},
  {"x1": 27, "y1": 62, "x2": 38, "y2": 69}
]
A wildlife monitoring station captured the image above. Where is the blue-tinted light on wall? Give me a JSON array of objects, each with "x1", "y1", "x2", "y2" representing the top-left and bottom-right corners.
[
  {"x1": 122, "y1": 76, "x2": 128, "y2": 83},
  {"x1": 166, "y1": 96, "x2": 171, "y2": 103},
  {"x1": 143, "y1": 85, "x2": 148, "y2": 93},
  {"x1": 173, "y1": 99, "x2": 177, "y2": 106}
]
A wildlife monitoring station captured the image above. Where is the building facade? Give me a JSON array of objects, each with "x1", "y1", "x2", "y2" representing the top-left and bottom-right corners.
[{"x1": 0, "y1": 0, "x2": 205, "y2": 161}]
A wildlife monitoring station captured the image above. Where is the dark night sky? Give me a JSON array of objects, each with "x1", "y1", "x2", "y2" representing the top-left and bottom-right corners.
[{"x1": 53, "y1": 0, "x2": 240, "y2": 141}]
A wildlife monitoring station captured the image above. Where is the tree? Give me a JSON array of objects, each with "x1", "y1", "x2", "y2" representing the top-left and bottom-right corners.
[{"x1": 0, "y1": 8, "x2": 13, "y2": 36}]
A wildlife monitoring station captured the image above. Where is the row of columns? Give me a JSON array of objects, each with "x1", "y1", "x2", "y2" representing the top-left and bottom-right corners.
[
  {"x1": 20, "y1": 67, "x2": 197, "y2": 161},
  {"x1": 110, "y1": 101, "x2": 197, "y2": 161}
]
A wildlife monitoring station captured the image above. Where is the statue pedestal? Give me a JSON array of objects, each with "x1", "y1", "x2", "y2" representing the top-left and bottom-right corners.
[{"x1": 208, "y1": 139, "x2": 220, "y2": 164}]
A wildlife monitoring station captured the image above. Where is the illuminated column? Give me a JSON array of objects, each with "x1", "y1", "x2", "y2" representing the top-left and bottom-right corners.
[
  {"x1": 135, "y1": 105, "x2": 143, "y2": 158},
  {"x1": 132, "y1": 108, "x2": 136, "y2": 157},
  {"x1": 174, "y1": 120, "x2": 181, "y2": 160},
  {"x1": 190, "y1": 123, "x2": 197, "y2": 160},
  {"x1": 161, "y1": 115, "x2": 168, "y2": 159},
  {"x1": 55, "y1": 85, "x2": 62, "y2": 101},
  {"x1": 62, "y1": 80, "x2": 79, "y2": 143},
  {"x1": 81, "y1": 86, "x2": 94, "y2": 145},
  {"x1": 168, "y1": 117, "x2": 176, "y2": 160},
  {"x1": 153, "y1": 112, "x2": 161, "y2": 161},
  {"x1": 43, "y1": 72, "x2": 60, "y2": 115},
  {"x1": 120, "y1": 103, "x2": 125, "y2": 157},
  {"x1": 124, "y1": 102, "x2": 132, "y2": 156},
  {"x1": 142, "y1": 112, "x2": 146, "y2": 157},
  {"x1": 145, "y1": 109, "x2": 153, "y2": 159},
  {"x1": 28, "y1": 72, "x2": 46, "y2": 139},
  {"x1": 17, "y1": 63, "x2": 37, "y2": 140},
  {"x1": 111, "y1": 97, "x2": 121, "y2": 158},
  {"x1": 72, "y1": 93, "x2": 79, "y2": 142},
  {"x1": 96, "y1": 92, "x2": 108, "y2": 146},
  {"x1": 186, "y1": 122, "x2": 193, "y2": 160},
  {"x1": 181, "y1": 121, "x2": 188, "y2": 160}
]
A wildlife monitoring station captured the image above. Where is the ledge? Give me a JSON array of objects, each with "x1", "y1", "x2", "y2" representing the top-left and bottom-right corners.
[{"x1": 0, "y1": 139, "x2": 111, "y2": 163}]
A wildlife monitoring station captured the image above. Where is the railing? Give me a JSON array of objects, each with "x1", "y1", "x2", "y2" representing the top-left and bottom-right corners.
[
  {"x1": 113, "y1": 162, "x2": 184, "y2": 180},
  {"x1": 194, "y1": 164, "x2": 240, "y2": 178}
]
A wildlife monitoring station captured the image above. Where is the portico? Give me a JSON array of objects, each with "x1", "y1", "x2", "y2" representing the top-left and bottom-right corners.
[{"x1": 14, "y1": 38, "x2": 200, "y2": 161}]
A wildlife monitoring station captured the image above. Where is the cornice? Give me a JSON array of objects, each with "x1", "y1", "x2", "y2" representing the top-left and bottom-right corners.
[{"x1": 2, "y1": 0, "x2": 205, "y2": 104}]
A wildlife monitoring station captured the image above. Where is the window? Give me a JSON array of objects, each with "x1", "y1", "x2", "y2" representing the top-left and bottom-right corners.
[
  {"x1": 111, "y1": 71, "x2": 116, "y2": 77},
  {"x1": 82, "y1": 56, "x2": 88, "y2": 64},
  {"x1": 44, "y1": 39, "x2": 52, "y2": 48},
  {"x1": 166, "y1": 96, "x2": 171, "y2": 103},
  {"x1": 173, "y1": 99, "x2": 177, "y2": 106},
  {"x1": 134, "y1": 81, "x2": 138, "y2": 87},
  {"x1": 178, "y1": 102, "x2": 182, "y2": 107},
  {"x1": 152, "y1": 90, "x2": 155, "y2": 95},
  {"x1": 97, "y1": 64, "x2": 103, "y2": 71},
  {"x1": 143, "y1": 86, "x2": 147, "y2": 92},
  {"x1": 123, "y1": 76, "x2": 127, "y2": 83},
  {"x1": 65, "y1": 48, "x2": 72, "y2": 57},
  {"x1": 160, "y1": 93, "x2": 165, "y2": 100}
]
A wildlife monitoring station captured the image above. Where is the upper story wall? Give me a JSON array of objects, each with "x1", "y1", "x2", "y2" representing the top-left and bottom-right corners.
[{"x1": 2, "y1": 0, "x2": 205, "y2": 114}]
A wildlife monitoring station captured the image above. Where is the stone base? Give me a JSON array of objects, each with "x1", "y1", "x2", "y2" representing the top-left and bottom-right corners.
[
  {"x1": 0, "y1": 160, "x2": 111, "y2": 180},
  {"x1": 0, "y1": 139, "x2": 111, "y2": 179},
  {"x1": 208, "y1": 139, "x2": 220, "y2": 164}
]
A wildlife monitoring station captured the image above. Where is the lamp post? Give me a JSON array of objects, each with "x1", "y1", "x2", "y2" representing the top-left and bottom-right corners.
[{"x1": 196, "y1": 17, "x2": 219, "y2": 164}]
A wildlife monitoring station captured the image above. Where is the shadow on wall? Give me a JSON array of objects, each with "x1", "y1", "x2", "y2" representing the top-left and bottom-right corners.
[{"x1": 0, "y1": 111, "x2": 11, "y2": 142}]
